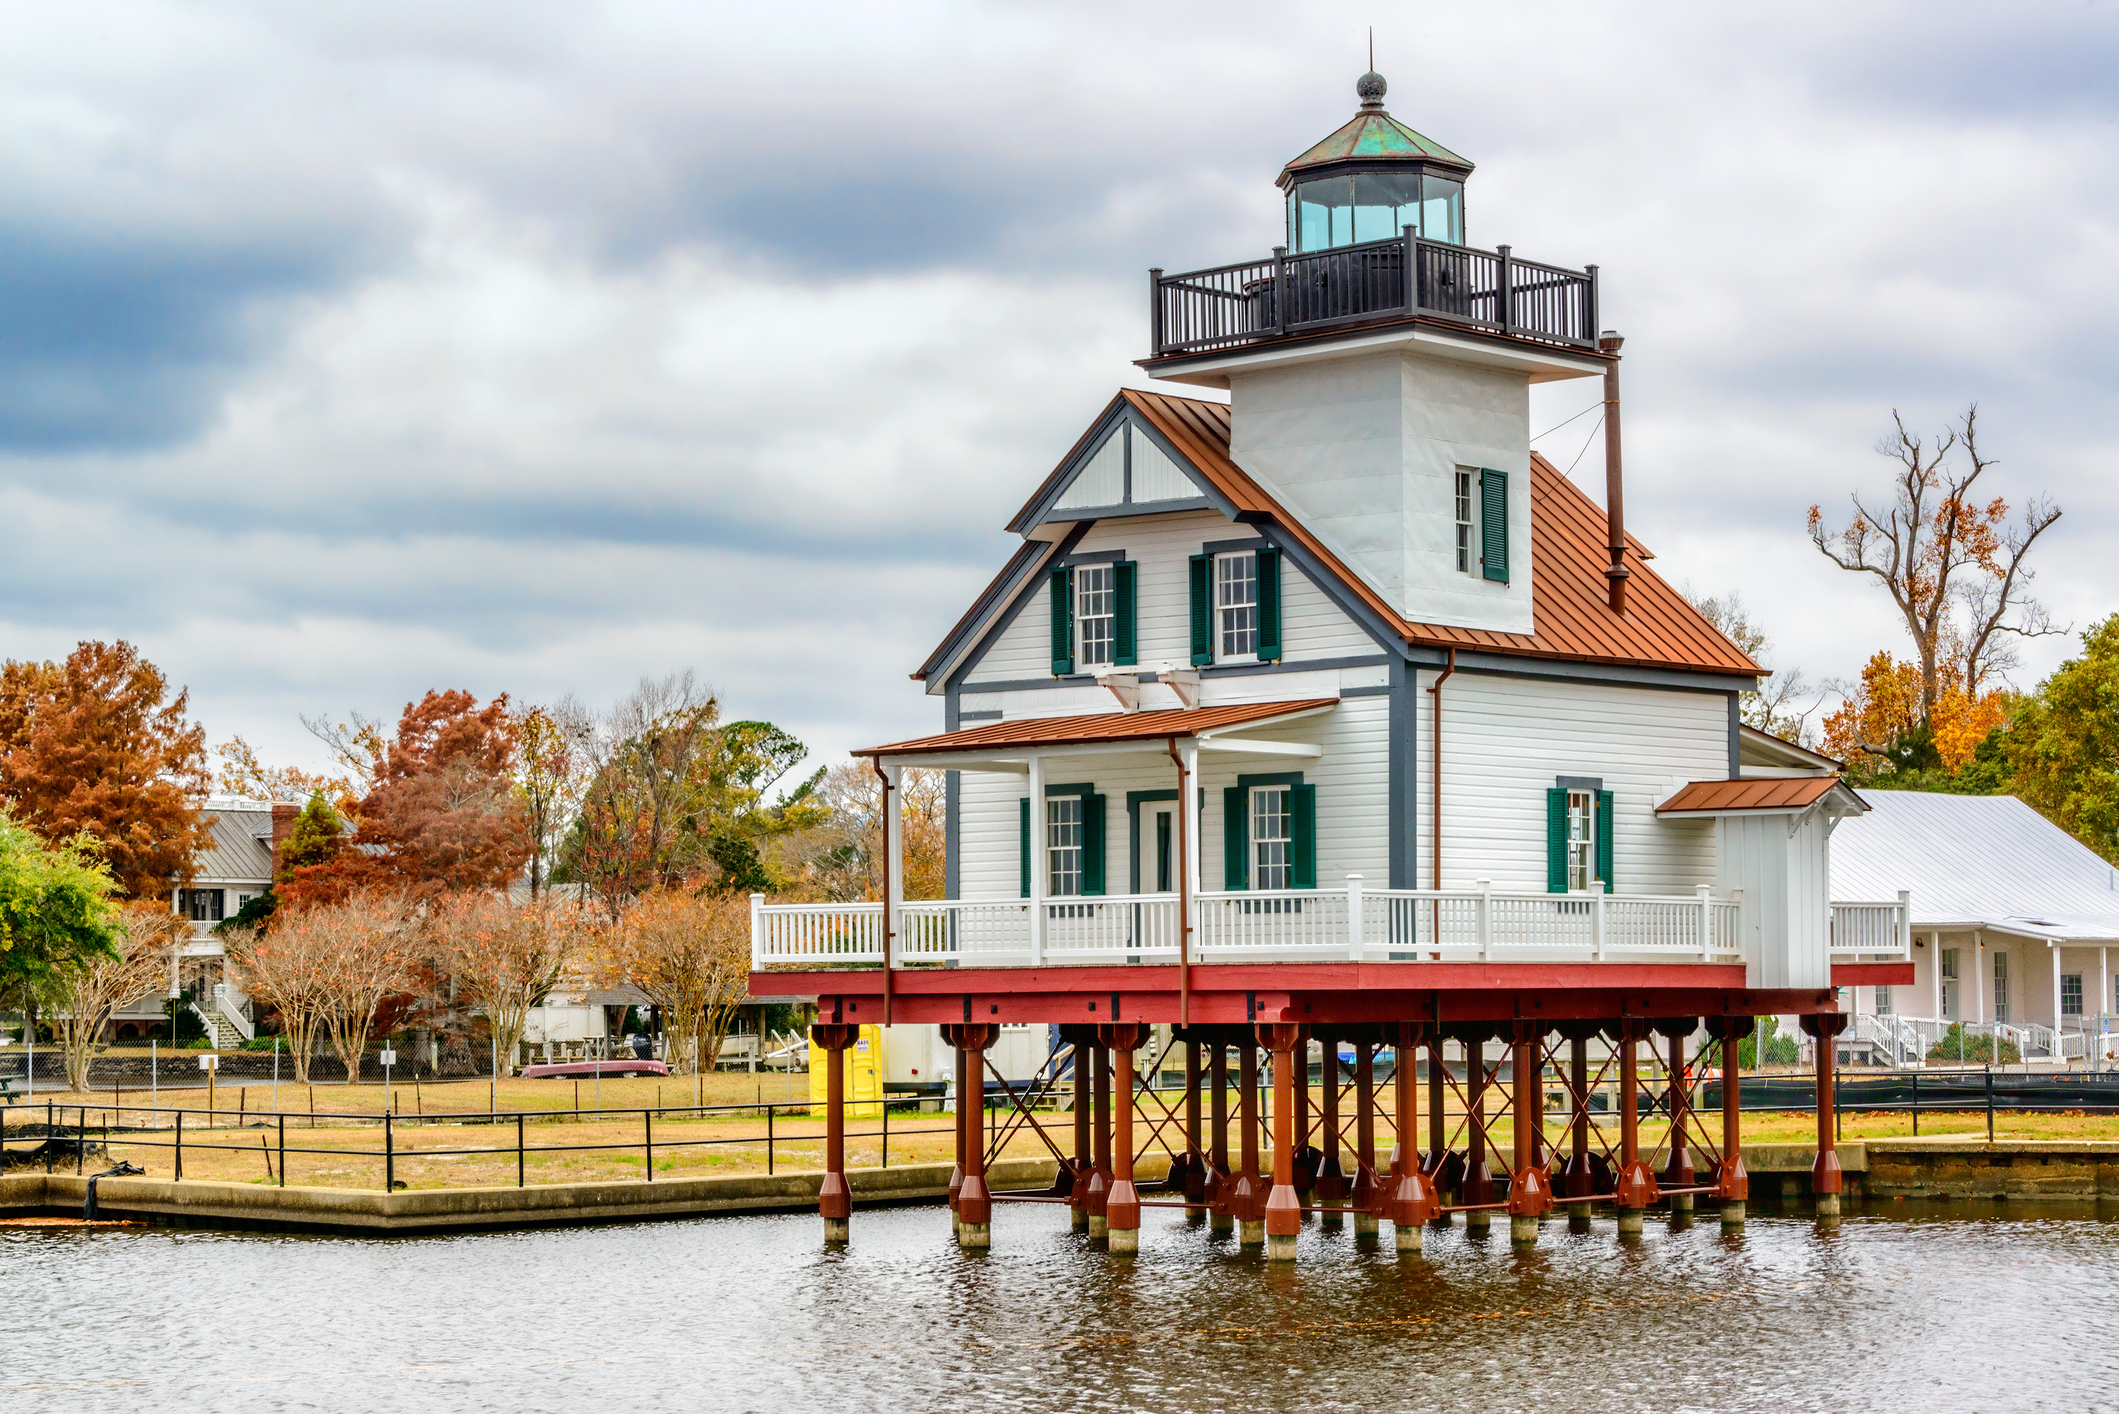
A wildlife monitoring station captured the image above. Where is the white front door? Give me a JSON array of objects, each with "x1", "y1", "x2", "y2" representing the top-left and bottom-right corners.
[{"x1": 1140, "y1": 802, "x2": 1177, "y2": 894}]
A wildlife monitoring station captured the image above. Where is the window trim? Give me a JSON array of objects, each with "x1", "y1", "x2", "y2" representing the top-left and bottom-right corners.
[
  {"x1": 1454, "y1": 468, "x2": 1477, "y2": 576},
  {"x1": 1214, "y1": 549, "x2": 1260, "y2": 663},
  {"x1": 1073, "y1": 562, "x2": 1116, "y2": 671}
]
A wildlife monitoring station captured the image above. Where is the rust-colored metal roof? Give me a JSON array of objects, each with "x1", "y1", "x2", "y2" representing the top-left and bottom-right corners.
[
  {"x1": 1120, "y1": 390, "x2": 1762, "y2": 678},
  {"x1": 1656, "y1": 777, "x2": 1851, "y2": 815},
  {"x1": 860, "y1": 700, "x2": 1338, "y2": 757}
]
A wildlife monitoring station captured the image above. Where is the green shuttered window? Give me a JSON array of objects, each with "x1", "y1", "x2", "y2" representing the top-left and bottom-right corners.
[
  {"x1": 1049, "y1": 567, "x2": 1073, "y2": 675},
  {"x1": 1479, "y1": 468, "x2": 1509, "y2": 583},
  {"x1": 1223, "y1": 775, "x2": 1314, "y2": 890},
  {"x1": 1545, "y1": 785, "x2": 1614, "y2": 894},
  {"x1": 1018, "y1": 788, "x2": 1106, "y2": 897}
]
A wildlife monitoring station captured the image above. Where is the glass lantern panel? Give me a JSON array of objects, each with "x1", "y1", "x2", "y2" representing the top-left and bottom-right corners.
[
  {"x1": 1292, "y1": 178, "x2": 1356, "y2": 252},
  {"x1": 1351, "y1": 172, "x2": 1422, "y2": 244},
  {"x1": 1421, "y1": 177, "x2": 1465, "y2": 245}
]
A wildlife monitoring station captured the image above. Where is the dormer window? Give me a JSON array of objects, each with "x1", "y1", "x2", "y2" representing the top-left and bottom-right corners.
[{"x1": 1075, "y1": 564, "x2": 1115, "y2": 668}]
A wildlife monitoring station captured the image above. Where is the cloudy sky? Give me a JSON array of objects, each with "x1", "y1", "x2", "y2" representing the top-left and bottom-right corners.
[{"x1": 3, "y1": 1, "x2": 2114, "y2": 784}]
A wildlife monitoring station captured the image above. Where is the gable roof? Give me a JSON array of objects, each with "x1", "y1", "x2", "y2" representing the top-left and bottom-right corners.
[
  {"x1": 920, "y1": 388, "x2": 1763, "y2": 685},
  {"x1": 1120, "y1": 390, "x2": 1761, "y2": 677},
  {"x1": 1832, "y1": 793, "x2": 2119, "y2": 940}
]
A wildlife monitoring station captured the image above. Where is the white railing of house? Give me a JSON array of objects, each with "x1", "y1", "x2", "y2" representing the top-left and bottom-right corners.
[
  {"x1": 1830, "y1": 892, "x2": 1914, "y2": 959},
  {"x1": 213, "y1": 982, "x2": 255, "y2": 1042},
  {"x1": 751, "y1": 878, "x2": 1775, "y2": 969}
]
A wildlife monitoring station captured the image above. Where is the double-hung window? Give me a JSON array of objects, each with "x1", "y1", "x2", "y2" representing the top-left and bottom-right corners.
[
  {"x1": 1994, "y1": 952, "x2": 2009, "y2": 1022},
  {"x1": 1075, "y1": 564, "x2": 1115, "y2": 669},
  {"x1": 1874, "y1": 986, "x2": 1893, "y2": 1016},
  {"x1": 1566, "y1": 790, "x2": 1596, "y2": 893},
  {"x1": 2063, "y1": 973, "x2": 2084, "y2": 1017},
  {"x1": 1047, "y1": 796, "x2": 1084, "y2": 897},
  {"x1": 1250, "y1": 786, "x2": 1292, "y2": 891},
  {"x1": 1217, "y1": 551, "x2": 1258, "y2": 659},
  {"x1": 1455, "y1": 470, "x2": 1477, "y2": 574}
]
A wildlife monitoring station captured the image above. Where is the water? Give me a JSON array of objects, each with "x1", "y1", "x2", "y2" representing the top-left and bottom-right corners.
[{"x1": 7, "y1": 1201, "x2": 2119, "y2": 1412}]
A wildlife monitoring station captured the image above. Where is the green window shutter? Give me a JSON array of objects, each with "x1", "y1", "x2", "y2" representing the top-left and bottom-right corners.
[
  {"x1": 1222, "y1": 785, "x2": 1248, "y2": 890},
  {"x1": 1082, "y1": 793, "x2": 1107, "y2": 895},
  {"x1": 1256, "y1": 546, "x2": 1282, "y2": 661},
  {"x1": 1019, "y1": 796, "x2": 1031, "y2": 898},
  {"x1": 1545, "y1": 788, "x2": 1569, "y2": 894},
  {"x1": 1188, "y1": 554, "x2": 1213, "y2": 666},
  {"x1": 1113, "y1": 560, "x2": 1137, "y2": 666},
  {"x1": 1595, "y1": 790, "x2": 1615, "y2": 895},
  {"x1": 1480, "y1": 468, "x2": 1510, "y2": 584},
  {"x1": 1049, "y1": 567, "x2": 1074, "y2": 675},
  {"x1": 1290, "y1": 782, "x2": 1316, "y2": 889}
]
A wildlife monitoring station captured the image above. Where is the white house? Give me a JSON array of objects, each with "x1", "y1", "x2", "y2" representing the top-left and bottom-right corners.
[{"x1": 1833, "y1": 791, "x2": 2119, "y2": 1064}]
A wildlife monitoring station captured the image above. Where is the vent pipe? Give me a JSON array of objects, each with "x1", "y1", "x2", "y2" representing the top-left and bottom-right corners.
[{"x1": 1598, "y1": 330, "x2": 1629, "y2": 613}]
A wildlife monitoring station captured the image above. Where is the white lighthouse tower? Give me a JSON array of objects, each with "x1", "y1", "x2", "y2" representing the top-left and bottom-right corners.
[{"x1": 1142, "y1": 71, "x2": 1615, "y2": 636}]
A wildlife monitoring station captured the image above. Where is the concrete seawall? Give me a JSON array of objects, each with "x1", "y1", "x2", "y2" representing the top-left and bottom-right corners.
[
  {"x1": 9, "y1": 1144, "x2": 2118, "y2": 1235},
  {"x1": 0, "y1": 1155, "x2": 1072, "y2": 1235}
]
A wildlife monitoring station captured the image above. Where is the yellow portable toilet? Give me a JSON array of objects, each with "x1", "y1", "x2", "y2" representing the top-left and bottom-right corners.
[{"x1": 809, "y1": 1024, "x2": 884, "y2": 1119}]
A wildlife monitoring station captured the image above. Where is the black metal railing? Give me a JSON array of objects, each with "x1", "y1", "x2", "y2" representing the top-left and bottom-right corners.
[{"x1": 1149, "y1": 234, "x2": 1598, "y2": 358}]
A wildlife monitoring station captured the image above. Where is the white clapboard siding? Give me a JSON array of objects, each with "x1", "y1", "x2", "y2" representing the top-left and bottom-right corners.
[
  {"x1": 1415, "y1": 671, "x2": 1724, "y2": 894},
  {"x1": 962, "y1": 510, "x2": 1382, "y2": 685}
]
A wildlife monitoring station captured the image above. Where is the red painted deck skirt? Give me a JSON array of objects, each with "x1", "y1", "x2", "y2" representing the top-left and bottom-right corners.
[{"x1": 754, "y1": 961, "x2": 1912, "y2": 1027}]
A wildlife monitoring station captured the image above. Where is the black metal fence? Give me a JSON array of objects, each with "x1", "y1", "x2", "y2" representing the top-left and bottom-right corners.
[{"x1": 1152, "y1": 235, "x2": 1597, "y2": 357}]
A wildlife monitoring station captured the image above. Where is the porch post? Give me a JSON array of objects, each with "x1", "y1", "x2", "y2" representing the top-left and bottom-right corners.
[
  {"x1": 883, "y1": 762, "x2": 904, "y2": 987},
  {"x1": 1262, "y1": 1023, "x2": 1303, "y2": 1261},
  {"x1": 2104, "y1": 948, "x2": 2112, "y2": 1067},
  {"x1": 1027, "y1": 753, "x2": 1047, "y2": 966},
  {"x1": 2053, "y1": 942, "x2": 2064, "y2": 1040},
  {"x1": 1932, "y1": 930, "x2": 1943, "y2": 1024}
]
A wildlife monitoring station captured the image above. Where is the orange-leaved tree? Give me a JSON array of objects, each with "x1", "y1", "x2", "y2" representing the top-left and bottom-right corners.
[
  {"x1": 427, "y1": 892, "x2": 577, "y2": 1076},
  {"x1": 227, "y1": 912, "x2": 336, "y2": 1083},
  {"x1": 0, "y1": 640, "x2": 212, "y2": 898},
  {"x1": 589, "y1": 888, "x2": 750, "y2": 1076},
  {"x1": 1822, "y1": 650, "x2": 2011, "y2": 775}
]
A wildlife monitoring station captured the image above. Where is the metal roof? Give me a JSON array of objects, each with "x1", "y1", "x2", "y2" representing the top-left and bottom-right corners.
[
  {"x1": 195, "y1": 805, "x2": 275, "y2": 884},
  {"x1": 860, "y1": 700, "x2": 1338, "y2": 757},
  {"x1": 1278, "y1": 75, "x2": 1472, "y2": 185},
  {"x1": 1656, "y1": 777, "x2": 1857, "y2": 816},
  {"x1": 1831, "y1": 792, "x2": 2119, "y2": 941}
]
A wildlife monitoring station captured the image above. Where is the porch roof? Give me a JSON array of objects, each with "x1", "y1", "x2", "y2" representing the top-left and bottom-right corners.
[
  {"x1": 858, "y1": 699, "x2": 1338, "y2": 758},
  {"x1": 1655, "y1": 776, "x2": 1865, "y2": 817}
]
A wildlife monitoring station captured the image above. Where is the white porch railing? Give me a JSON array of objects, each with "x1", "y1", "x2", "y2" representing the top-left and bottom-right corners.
[
  {"x1": 213, "y1": 982, "x2": 255, "y2": 1042},
  {"x1": 752, "y1": 879, "x2": 1780, "y2": 969},
  {"x1": 1830, "y1": 893, "x2": 1913, "y2": 959}
]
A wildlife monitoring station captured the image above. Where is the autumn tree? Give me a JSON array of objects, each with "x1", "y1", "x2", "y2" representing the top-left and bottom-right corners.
[
  {"x1": 0, "y1": 640, "x2": 212, "y2": 898},
  {"x1": 44, "y1": 902, "x2": 183, "y2": 1092},
  {"x1": 1684, "y1": 591, "x2": 1820, "y2": 744},
  {"x1": 1820, "y1": 651, "x2": 2013, "y2": 781},
  {"x1": 227, "y1": 913, "x2": 337, "y2": 1083},
  {"x1": 777, "y1": 760, "x2": 947, "y2": 902},
  {"x1": 428, "y1": 892, "x2": 575, "y2": 1075},
  {"x1": 1809, "y1": 407, "x2": 2062, "y2": 723},
  {"x1": 2005, "y1": 615, "x2": 2119, "y2": 862},
  {"x1": 590, "y1": 889, "x2": 750, "y2": 1075},
  {"x1": 511, "y1": 699, "x2": 590, "y2": 899},
  {"x1": 311, "y1": 894, "x2": 418, "y2": 1084},
  {"x1": 562, "y1": 675, "x2": 824, "y2": 918},
  {"x1": 214, "y1": 736, "x2": 360, "y2": 811}
]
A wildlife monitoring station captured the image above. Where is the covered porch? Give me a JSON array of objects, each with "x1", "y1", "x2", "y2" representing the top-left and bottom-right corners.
[{"x1": 750, "y1": 701, "x2": 1905, "y2": 973}]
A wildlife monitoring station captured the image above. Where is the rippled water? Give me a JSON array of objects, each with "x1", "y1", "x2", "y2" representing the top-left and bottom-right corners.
[{"x1": 8, "y1": 1199, "x2": 2119, "y2": 1412}]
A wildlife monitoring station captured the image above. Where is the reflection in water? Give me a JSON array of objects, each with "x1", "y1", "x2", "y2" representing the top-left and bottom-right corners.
[{"x1": 8, "y1": 1200, "x2": 2119, "y2": 1412}]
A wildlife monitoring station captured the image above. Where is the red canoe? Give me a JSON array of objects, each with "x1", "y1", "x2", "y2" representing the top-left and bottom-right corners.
[{"x1": 519, "y1": 1059, "x2": 671, "y2": 1079}]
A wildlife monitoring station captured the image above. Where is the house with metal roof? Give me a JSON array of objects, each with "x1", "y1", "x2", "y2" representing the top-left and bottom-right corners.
[
  {"x1": 752, "y1": 71, "x2": 1911, "y2": 1000},
  {"x1": 1832, "y1": 792, "x2": 2119, "y2": 1065}
]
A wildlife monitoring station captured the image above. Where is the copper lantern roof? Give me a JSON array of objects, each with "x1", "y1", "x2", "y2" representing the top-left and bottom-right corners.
[{"x1": 1277, "y1": 71, "x2": 1473, "y2": 189}]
